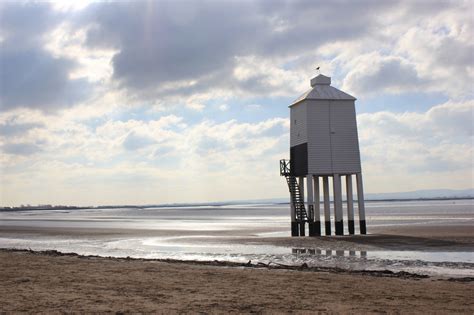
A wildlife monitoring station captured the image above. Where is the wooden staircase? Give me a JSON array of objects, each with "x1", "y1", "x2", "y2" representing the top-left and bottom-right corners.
[{"x1": 280, "y1": 159, "x2": 309, "y2": 224}]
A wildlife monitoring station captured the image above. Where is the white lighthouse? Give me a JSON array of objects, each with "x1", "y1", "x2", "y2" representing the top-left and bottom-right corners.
[{"x1": 280, "y1": 74, "x2": 366, "y2": 236}]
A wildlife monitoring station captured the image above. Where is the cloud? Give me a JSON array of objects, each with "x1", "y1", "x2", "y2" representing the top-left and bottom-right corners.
[
  {"x1": 0, "y1": 2, "x2": 92, "y2": 111},
  {"x1": 122, "y1": 131, "x2": 156, "y2": 151},
  {"x1": 0, "y1": 113, "x2": 290, "y2": 205},
  {"x1": 1, "y1": 0, "x2": 472, "y2": 112},
  {"x1": 332, "y1": 1, "x2": 474, "y2": 98},
  {"x1": 0, "y1": 121, "x2": 44, "y2": 137},
  {"x1": 0, "y1": 2, "x2": 61, "y2": 47},
  {"x1": 81, "y1": 1, "x2": 259, "y2": 89},
  {"x1": 0, "y1": 46, "x2": 91, "y2": 111},
  {"x1": 358, "y1": 100, "x2": 473, "y2": 174},
  {"x1": 353, "y1": 100, "x2": 473, "y2": 193},
  {"x1": 1, "y1": 142, "x2": 43, "y2": 156},
  {"x1": 342, "y1": 53, "x2": 425, "y2": 95},
  {"x1": 395, "y1": 21, "x2": 474, "y2": 98},
  {"x1": 218, "y1": 104, "x2": 229, "y2": 111},
  {"x1": 76, "y1": 0, "x2": 397, "y2": 101}
]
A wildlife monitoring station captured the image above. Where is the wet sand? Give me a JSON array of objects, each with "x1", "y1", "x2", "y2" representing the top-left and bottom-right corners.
[
  {"x1": 1, "y1": 223, "x2": 473, "y2": 249},
  {"x1": 2, "y1": 224, "x2": 474, "y2": 263},
  {"x1": 220, "y1": 225, "x2": 474, "y2": 252},
  {"x1": 1, "y1": 248, "x2": 473, "y2": 313}
]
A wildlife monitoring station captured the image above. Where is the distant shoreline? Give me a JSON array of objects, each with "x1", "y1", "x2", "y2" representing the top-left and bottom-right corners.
[{"x1": 1, "y1": 196, "x2": 473, "y2": 212}]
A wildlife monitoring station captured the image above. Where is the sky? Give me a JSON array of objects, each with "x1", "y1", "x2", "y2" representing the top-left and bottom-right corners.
[{"x1": 0, "y1": 0, "x2": 473, "y2": 206}]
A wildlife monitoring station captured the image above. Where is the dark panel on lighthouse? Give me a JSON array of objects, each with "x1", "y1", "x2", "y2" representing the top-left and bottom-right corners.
[{"x1": 290, "y1": 143, "x2": 308, "y2": 176}]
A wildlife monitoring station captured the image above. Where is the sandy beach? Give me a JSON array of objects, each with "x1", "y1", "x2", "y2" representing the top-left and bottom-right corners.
[{"x1": 1, "y1": 248, "x2": 473, "y2": 313}]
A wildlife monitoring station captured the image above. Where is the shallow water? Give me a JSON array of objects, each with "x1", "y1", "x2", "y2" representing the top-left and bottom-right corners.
[{"x1": 1, "y1": 199, "x2": 473, "y2": 277}]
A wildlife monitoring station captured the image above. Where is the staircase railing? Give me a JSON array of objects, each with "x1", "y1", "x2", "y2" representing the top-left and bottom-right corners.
[{"x1": 280, "y1": 159, "x2": 290, "y2": 176}]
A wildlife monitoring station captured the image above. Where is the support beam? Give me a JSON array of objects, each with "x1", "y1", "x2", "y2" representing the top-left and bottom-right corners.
[
  {"x1": 313, "y1": 175, "x2": 321, "y2": 236},
  {"x1": 299, "y1": 221, "x2": 305, "y2": 236},
  {"x1": 306, "y1": 174, "x2": 313, "y2": 221},
  {"x1": 298, "y1": 177, "x2": 305, "y2": 236},
  {"x1": 333, "y1": 174, "x2": 344, "y2": 235},
  {"x1": 299, "y1": 176, "x2": 305, "y2": 204},
  {"x1": 290, "y1": 190, "x2": 297, "y2": 236},
  {"x1": 322, "y1": 176, "x2": 331, "y2": 235},
  {"x1": 356, "y1": 173, "x2": 367, "y2": 234},
  {"x1": 346, "y1": 175, "x2": 355, "y2": 235},
  {"x1": 291, "y1": 221, "x2": 298, "y2": 237},
  {"x1": 306, "y1": 174, "x2": 316, "y2": 236}
]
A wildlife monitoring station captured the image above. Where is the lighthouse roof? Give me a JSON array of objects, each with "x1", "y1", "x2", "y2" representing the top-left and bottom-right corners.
[{"x1": 290, "y1": 74, "x2": 356, "y2": 106}]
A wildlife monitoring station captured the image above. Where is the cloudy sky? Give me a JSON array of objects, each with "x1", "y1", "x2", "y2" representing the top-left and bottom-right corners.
[{"x1": 0, "y1": 0, "x2": 472, "y2": 206}]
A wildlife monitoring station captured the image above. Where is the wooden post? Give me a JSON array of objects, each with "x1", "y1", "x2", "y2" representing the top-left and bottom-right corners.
[
  {"x1": 306, "y1": 174, "x2": 316, "y2": 236},
  {"x1": 346, "y1": 175, "x2": 355, "y2": 234},
  {"x1": 333, "y1": 174, "x2": 344, "y2": 235},
  {"x1": 290, "y1": 196, "x2": 298, "y2": 237},
  {"x1": 323, "y1": 176, "x2": 331, "y2": 235},
  {"x1": 356, "y1": 173, "x2": 367, "y2": 234},
  {"x1": 313, "y1": 175, "x2": 321, "y2": 236}
]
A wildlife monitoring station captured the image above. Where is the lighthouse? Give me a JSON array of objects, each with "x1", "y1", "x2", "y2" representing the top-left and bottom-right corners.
[{"x1": 280, "y1": 74, "x2": 366, "y2": 236}]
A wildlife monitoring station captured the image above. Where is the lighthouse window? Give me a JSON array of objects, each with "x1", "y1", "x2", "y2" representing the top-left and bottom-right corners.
[{"x1": 294, "y1": 119, "x2": 297, "y2": 125}]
